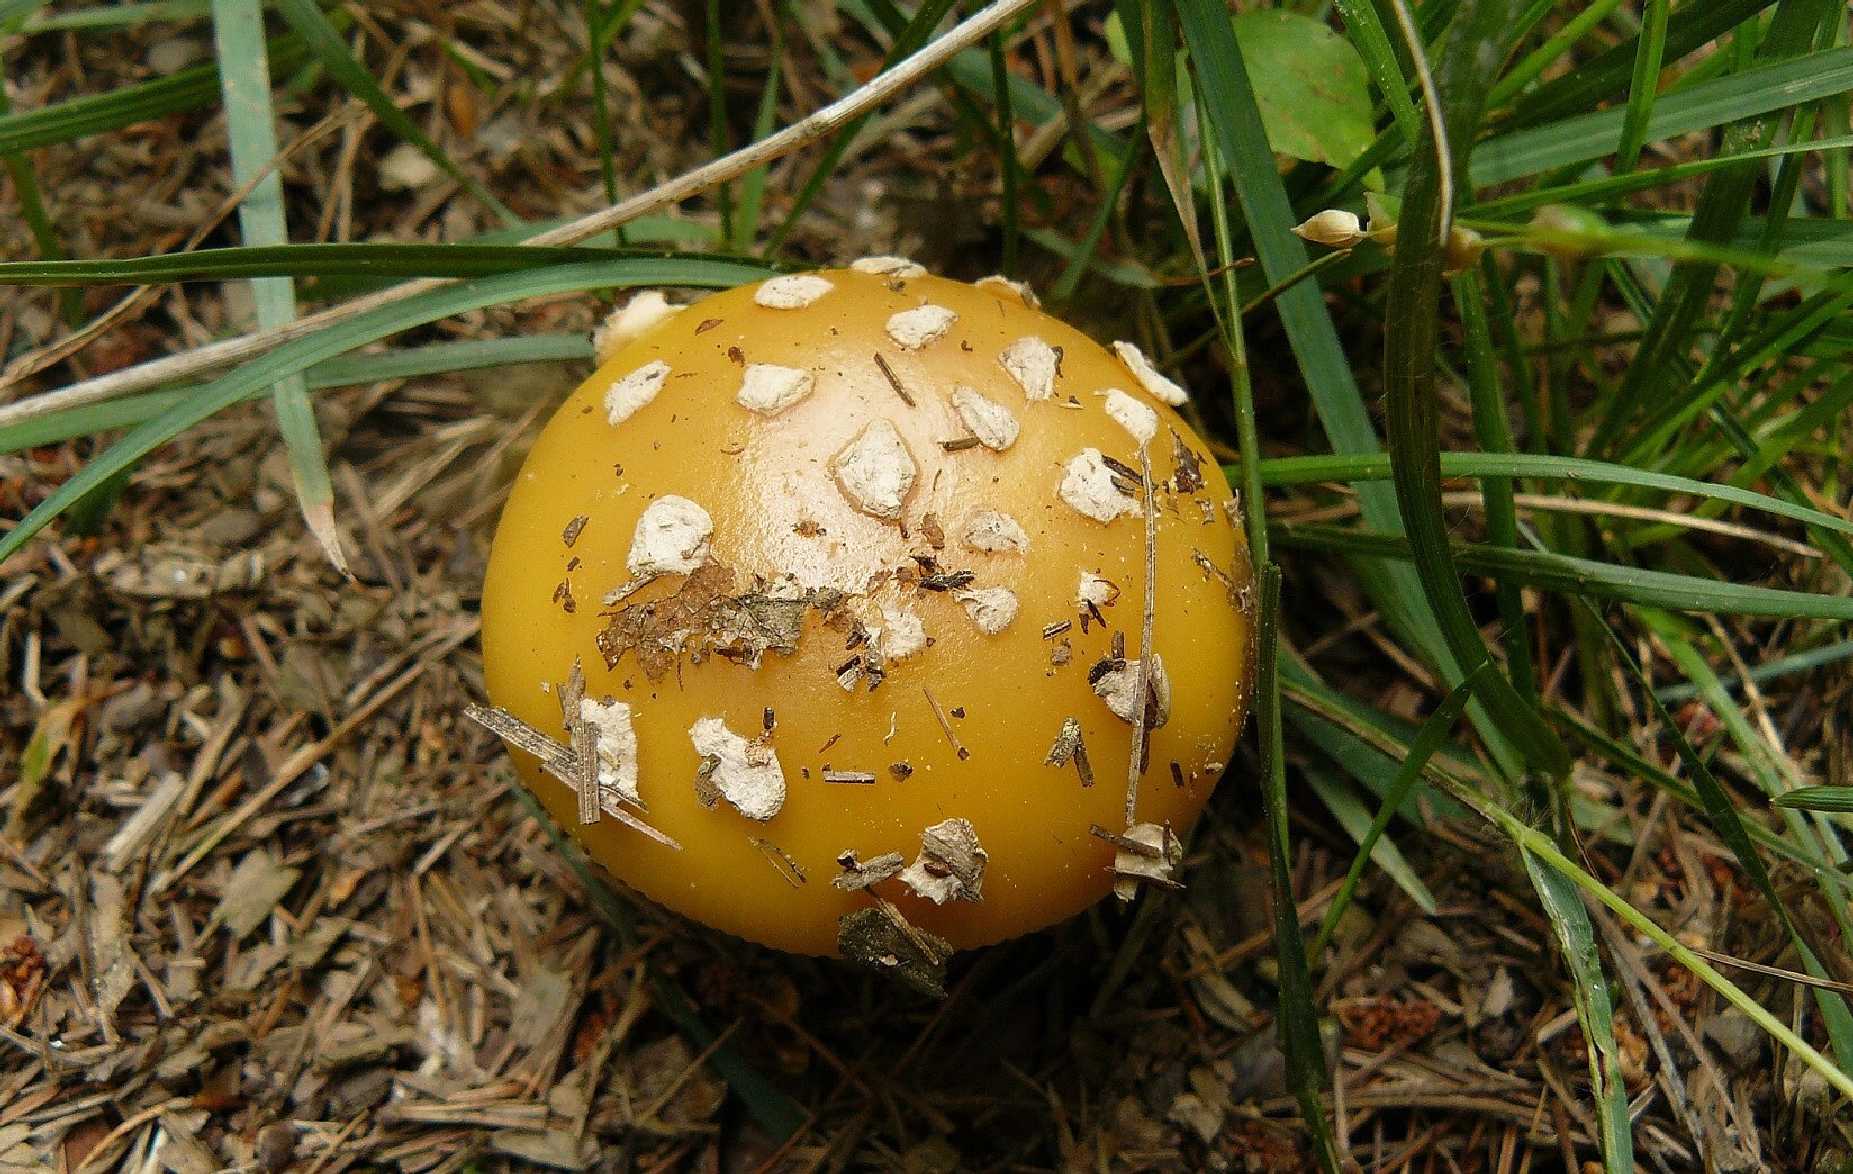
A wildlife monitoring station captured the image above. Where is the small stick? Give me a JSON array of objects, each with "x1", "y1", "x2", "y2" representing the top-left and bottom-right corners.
[
  {"x1": 1124, "y1": 445, "x2": 1157, "y2": 828},
  {"x1": 922, "y1": 686, "x2": 969, "y2": 761}
]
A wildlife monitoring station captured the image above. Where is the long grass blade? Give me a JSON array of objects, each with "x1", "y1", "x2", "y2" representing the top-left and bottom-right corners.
[
  {"x1": 1381, "y1": 0, "x2": 1568, "y2": 781},
  {"x1": 1255, "y1": 568, "x2": 1340, "y2": 1173},
  {"x1": 212, "y1": 0, "x2": 345, "y2": 572},
  {"x1": 0, "y1": 258, "x2": 768, "y2": 563}
]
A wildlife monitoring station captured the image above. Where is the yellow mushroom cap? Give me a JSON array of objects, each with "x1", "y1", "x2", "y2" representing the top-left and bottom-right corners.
[{"x1": 480, "y1": 266, "x2": 1256, "y2": 957}]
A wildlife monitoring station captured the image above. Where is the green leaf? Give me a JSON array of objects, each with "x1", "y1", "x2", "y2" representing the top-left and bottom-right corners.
[
  {"x1": 1522, "y1": 852, "x2": 1636, "y2": 1172},
  {"x1": 1775, "y1": 788, "x2": 1853, "y2": 813},
  {"x1": 1230, "y1": 9, "x2": 1376, "y2": 173}
]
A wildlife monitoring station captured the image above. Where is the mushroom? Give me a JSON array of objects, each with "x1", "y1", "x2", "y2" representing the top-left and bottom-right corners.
[{"x1": 480, "y1": 264, "x2": 1257, "y2": 959}]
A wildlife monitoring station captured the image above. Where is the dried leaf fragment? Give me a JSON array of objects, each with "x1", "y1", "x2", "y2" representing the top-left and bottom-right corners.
[
  {"x1": 836, "y1": 903, "x2": 953, "y2": 998},
  {"x1": 1093, "y1": 822, "x2": 1184, "y2": 900},
  {"x1": 899, "y1": 818, "x2": 987, "y2": 905},
  {"x1": 1044, "y1": 717, "x2": 1094, "y2": 787},
  {"x1": 833, "y1": 850, "x2": 905, "y2": 891}
]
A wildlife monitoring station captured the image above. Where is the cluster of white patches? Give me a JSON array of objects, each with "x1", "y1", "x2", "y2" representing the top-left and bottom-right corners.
[
  {"x1": 626, "y1": 495, "x2": 713, "y2": 577},
  {"x1": 961, "y1": 509, "x2": 1029, "y2": 554},
  {"x1": 603, "y1": 359, "x2": 670, "y2": 426},
  {"x1": 851, "y1": 256, "x2": 926, "y2": 278},
  {"x1": 1092, "y1": 653, "x2": 1172, "y2": 727},
  {"x1": 975, "y1": 274, "x2": 1040, "y2": 307},
  {"x1": 1058, "y1": 449, "x2": 1138, "y2": 523},
  {"x1": 898, "y1": 818, "x2": 987, "y2": 904},
  {"x1": 1102, "y1": 387, "x2": 1158, "y2": 445},
  {"x1": 830, "y1": 419, "x2": 917, "y2": 520},
  {"x1": 949, "y1": 386, "x2": 1019, "y2": 451},
  {"x1": 1076, "y1": 570, "x2": 1119, "y2": 609},
  {"x1": 956, "y1": 586, "x2": 1019, "y2": 635},
  {"x1": 592, "y1": 292, "x2": 683, "y2": 364},
  {"x1": 1111, "y1": 340, "x2": 1190, "y2": 406},
  {"x1": 999, "y1": 336, "x2": 1058, "y2": 401},
  {"x1": 885, "y1": 304, "x2": 957, "y2": 351},
  {"x1": 736, "y1": 363, "x2": 814, "y2": 416},
  {"x1": 578, "y1": 697, "x2": 641, "y2": 806},
  {"x1": 688, "y1": 717, "x2": 785, "y2": 821},
  {"x1": 754, "y1": 273, "x2": 834, "y2": 309}
]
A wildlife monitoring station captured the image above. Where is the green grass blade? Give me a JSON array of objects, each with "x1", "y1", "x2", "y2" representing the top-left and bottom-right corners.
[
  {"x1": 989, "y1": 29, "x2": 1021, "y2": 274},
  {"x1": 1303, "y1": 766, "x2": 1438, "y2": 924},
  {"x1": 1274, "y1": 523, "x2": 1853, "y2": 621},
  {"x1": 2, "y1": 335, "x2": 597, "y2": 455},
  {"x1": 1472, "y1": 46, "x2": 1853, "y2": 187},
  {"x1": 732, "y1": 12, "x2": 787, "y2": 252},
  {"x1": 0, "y1": 37, "x2": 78, "y2": 326},
  {"x1": 1775, "y1": 788, "x2": 1853, "y2": 813},
  {"x1": 1521, "y1": 850, "x2": 1636, "y2": 1172},
  {"x1": 0, "y1": 258, "x2": 769, "y2": 563},
  {"x1": 1240, "y1": 450, "x2": 1853, "y2": 539},
  {"x1": 1488, "y1": 0, "x2": 1629, "y2": 110},
  {"x1": 1331, "y1": 0, "x2": 1419, "y2": 148},
  {"x1": 1615, "y1": 0, "x2": 1672, "y2": 172},
  {"x1": 1255, "y1": 567, "x2": 1340, "y2": 1173},
  {"x1": 1610, "y1": 608, "x2": 1853, "y2": 1073},
  {"x1": 0, "y1": 32, "x2": 310, "y2": 155},
  {"x1": 271, "y1": 0, "x2": 520, "y2": 227},
  {"x1": 1380, "y1": 0, "x2": 1568, "y2": 781},
  {"x1": 1654, "y1": 638, "x2": 1853, "y2": 703},
  {"x1": 1309, "y1": 673, "x2": 1476, "y2": 958},
  {"x1": 213, "y1": 0, "x2": 343, "y2": 571},
  {"x1": 19, "y1": 0, "x2": 211, "y2": 31},
  {"x1": 1503, "y1": 0, "x2": 1773, "y2": 127},
  {"x1": 1175, "y1": 0, "x2": 1530, "y2": 782},
  {"x1": 1459, "y1": 784, "x2": 1853, "y2": 1104}
]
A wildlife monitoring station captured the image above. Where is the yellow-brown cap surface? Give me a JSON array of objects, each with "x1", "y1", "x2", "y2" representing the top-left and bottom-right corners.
[{"x1": 481, "y1": 266, "x2": 1255, "y2": 956}]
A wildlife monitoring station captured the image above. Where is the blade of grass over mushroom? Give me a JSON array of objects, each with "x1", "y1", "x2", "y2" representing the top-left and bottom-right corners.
[
  {"x1": 1521, "y1": 851, "x2": 1635, "y2": 1173},
  {"x1": 1379, "y1": 0, "x2": 1568, "y2": 782},
  {"x1": 212, "y1": 0, "x2": 344, "y2": 573},
  {"x1": 1255, "y1": 568, "x2": 1340, "y2": 1174},
  {"x1": 1271, "y1": 525, "x2": 1853, "y2": 622},
  {"x1": 272, "y1": 0, "x2": 519, "y2": 228},
  {"x1": 1, "y1": 334, "x2": 596, "y2": 455},
  {"x1": 0, "y1": 258, "x2": 769, "y2": 563},
  {"x1": 1175, "y1": 0, "x2": 1526, "y2": 783},
  {"x1": 1595, "y1": 604, "x2": 1853, "y2": 1074}
]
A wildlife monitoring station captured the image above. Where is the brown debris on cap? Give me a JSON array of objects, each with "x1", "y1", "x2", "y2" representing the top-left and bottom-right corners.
[
  {"x1": 1043, "y1": 716, "x2": 1095, "y2": 788},
  {"x1": 462, "y1": 704, "x2": 679, "y2": 849},
  {"x1": 898, "y1": 818, "x2": 987, "y2": 905},
  {"x1": 832, "y1": 850, "x2": 905, "y2": 891}
]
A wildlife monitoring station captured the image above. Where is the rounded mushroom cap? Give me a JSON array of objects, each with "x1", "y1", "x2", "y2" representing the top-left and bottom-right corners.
[{"x1": 481, "y1": 267, "x2": 1256, "y2": 956}]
